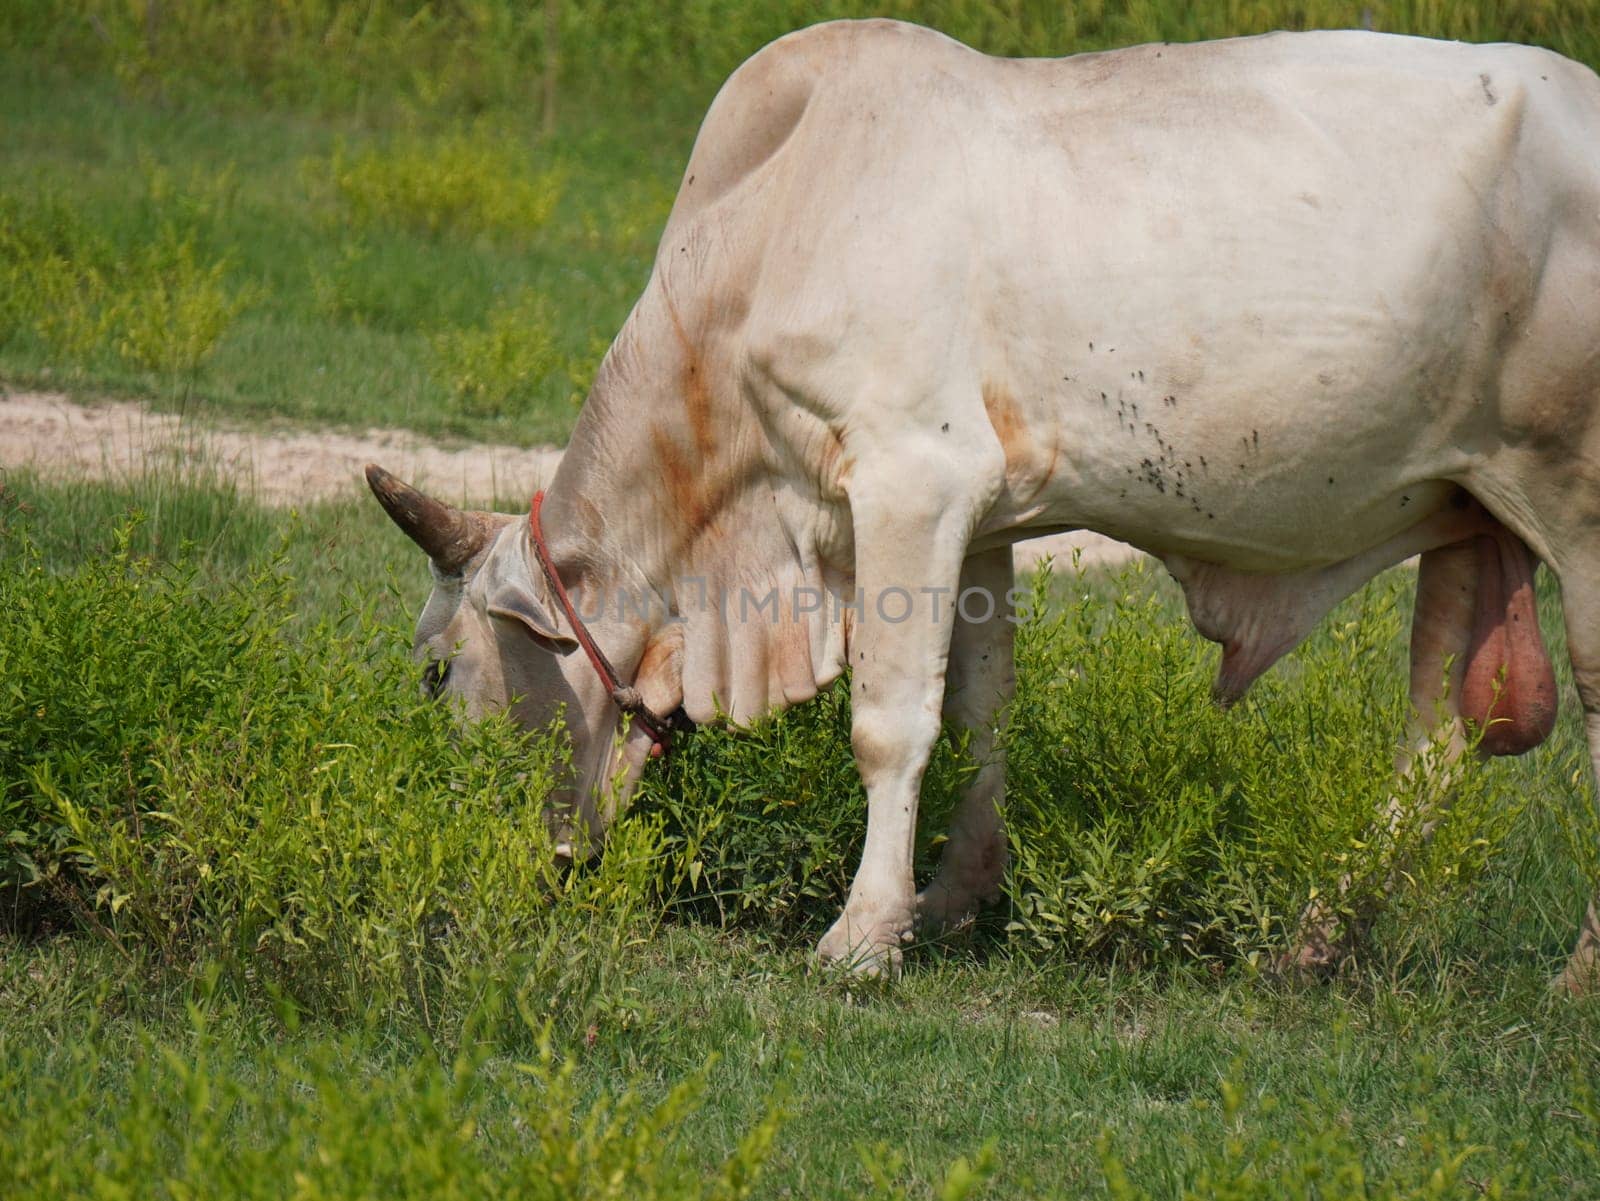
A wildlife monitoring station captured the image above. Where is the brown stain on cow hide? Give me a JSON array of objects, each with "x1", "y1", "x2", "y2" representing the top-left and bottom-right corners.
[
  {"x1": 661, "y1": 275, "x2": 753, "y2": 467},
  {"x1": 664, "y1": 301, "x2": 719, "y2": 463},
  {"x1": 651, "y1": 423, "x2": 750, "y2": 551},
  {"x1": 651, "y1": 287, "x2": 759, "y2": 544},
  {"x1": 982, "y1": 380, "x2": 1024, "y2": 460},
  {"x1": 982, "y1": 380, "x2": 1056, "y2": 502},
  {"x1": 652, "y1": 426, "x2": 711, "y2": 534},
  {"x1": 683, "y1": 354, "x2": 717, "y2": 461}
]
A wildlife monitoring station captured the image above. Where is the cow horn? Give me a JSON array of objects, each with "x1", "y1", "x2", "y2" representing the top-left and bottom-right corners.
[{"x1": 364, "y1": 463, "x2": 489, "y2": 574}]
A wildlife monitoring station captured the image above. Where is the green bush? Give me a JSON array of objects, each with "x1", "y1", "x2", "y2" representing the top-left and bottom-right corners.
[
  {"x1": 1001, "y1": 561, "x2": 1513, "y2": 967},
  {"x1": 0, "y1": 527, "x2": 297, "y2": 920},
  {"x1": 0, "y1": 523, "x2": 662, "y2": 1027},
  {"x1": 0, "y1": 188, "x2": 246, "y2": 381},
  {"x1": 626, "y1": 559, "x2": 1519, "y2": 969},
  {"x1": 632, "y1": 680, "x2": 973, "y2": 934},
  {"x1": 0, "y1": 482, "x2": 1541, "y2": 986},
  {"x1": 316, "y1": 128, "x2": 565, "y2": 241},
  {"x1": 111, "y1": 233, "x2": 248, "y2": 376},
  {"x1": 0, "y1": 190, "x2": 115, "y2": 359},
  {"x1": 429, "y1": 289, "x2": 577, "y2": 418}
]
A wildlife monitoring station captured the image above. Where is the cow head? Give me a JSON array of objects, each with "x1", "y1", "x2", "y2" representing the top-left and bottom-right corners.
[{"x1": 364, "y1": 464, "x2": 646, "y2": 856}]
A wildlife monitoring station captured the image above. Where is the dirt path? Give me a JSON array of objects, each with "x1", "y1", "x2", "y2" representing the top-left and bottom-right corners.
[
  {"x1": 0, "y1": 390, "x2": 1142, "y2": 570},
  {"x1": 0, "y1": 390, "x2": 566, "y2": 506}
]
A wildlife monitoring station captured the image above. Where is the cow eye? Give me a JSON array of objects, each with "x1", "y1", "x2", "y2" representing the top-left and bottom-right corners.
[{"x1": 422, "y1": 658, "x2": 451, "y2": 698}]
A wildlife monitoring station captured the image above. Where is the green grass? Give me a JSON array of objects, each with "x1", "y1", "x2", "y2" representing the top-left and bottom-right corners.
[
  {"x1": 0, "y1": 54, "x2": 677, "y2": 444},
  {"x1": 3, "y1": 929, "x2": 1597, "y2": 1197}
]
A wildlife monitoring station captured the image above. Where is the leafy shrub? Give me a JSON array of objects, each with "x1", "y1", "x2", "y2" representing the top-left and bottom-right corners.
[
  {"x1": 624, "y1": 558, "x2": 1520, "y2": 969},
  {"x1": 1001, "y1": 561, "x2": 1513, "y2": 967},
  {"x1": 0, "y1": 524, "x2": 660, "y2": 1027},
  {"x1": 0, "y1": 189, "x2": 246, "y2": 379},
  {"x1": 317, "y1": 128, "x2": 564, "y2": 241},
  {"x1": 632, "y1": 680, "x2": 973, "y2": 934},
  {"x1": 113, "y1": 233, "x2": 249, "y2": 375},
  {"x1": 0, "y1": 527, "x2": 294, "y2": 920},
  {"x1": 0, "y1": 492, "x2": 1547, "y2": 996},
  {"x1": 429, "y1": 288, "x2": 591, "y2": 418},
  {"x1": 0, "y1": 190, "x2": 115, "y2": 359}
]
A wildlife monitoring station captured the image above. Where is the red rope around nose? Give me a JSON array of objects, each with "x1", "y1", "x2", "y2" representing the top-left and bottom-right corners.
[{"x1": 528, "y1": 490, "x2": 679, "y2": 758}]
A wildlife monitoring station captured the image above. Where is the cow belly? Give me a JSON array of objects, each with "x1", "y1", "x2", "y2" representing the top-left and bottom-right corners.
[
  {"x1": 1049, "y1": 428, "x2": 1464, "y2": 573},
  {"x1": 983, "y1": 307, "x2": 1484, "y2": 570}
]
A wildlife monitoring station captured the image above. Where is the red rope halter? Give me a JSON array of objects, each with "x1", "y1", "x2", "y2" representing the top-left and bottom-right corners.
[{"x1": 528, "y1": 490, "x2": 683, "y2": 758}]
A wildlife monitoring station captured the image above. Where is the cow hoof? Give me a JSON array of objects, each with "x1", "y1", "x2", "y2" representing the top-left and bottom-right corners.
[
  {"x1": 1551, "y1": 964, "x2": 1596, "y2": 997},
  {"x1": 1553, "y1": 904, "x2": 1600, "y2": 997},
  {"x1": 1276, "y1": 913, "x2": 1346, "y2": 980},
  {"x1": 914, "y1": 878, "x2": 990, "y2": 936},
  {"x1": 816, "y1": 911, "x2": 911, "y2": 980},
  {"x1": 1553, "y1": 940, "x2": 1599, "y2": 997}
]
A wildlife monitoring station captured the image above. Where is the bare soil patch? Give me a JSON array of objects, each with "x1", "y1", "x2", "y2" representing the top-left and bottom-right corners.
[
  {"x1": 1, "y1": 390, "x2": 564, "y2": 507},
  {"x1": 0, "y1": 390, "x2": 1141, "y2": 569}
]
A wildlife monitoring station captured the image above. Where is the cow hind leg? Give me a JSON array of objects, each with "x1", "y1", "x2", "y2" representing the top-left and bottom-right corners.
[
  {"x1": 1286, "y1": 522, "x2": 1566, "y2": 977},
  {"x1": 1554, "y1": 559, "x2": 1600, "y2": 996},
  {"x1": 915, "y1": 547, "x2": 1015, "y2": 934},
  {"x1": 1283, "y1": 540, "x2": 1484, "y2": 974}
]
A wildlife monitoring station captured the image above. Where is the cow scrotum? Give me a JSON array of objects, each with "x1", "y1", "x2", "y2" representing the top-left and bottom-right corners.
[{"x1": 371, "y1": 21, "x2": 1600, "y2": 992}]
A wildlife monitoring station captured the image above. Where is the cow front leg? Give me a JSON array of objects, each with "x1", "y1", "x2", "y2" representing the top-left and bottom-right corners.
[
  {"x1": 816, "y1": 468, "x2": 985, "y2": 978},
  {"x1": 1284, "y1": 542, "x2": 1479, "y2": 973},
  {"x1": 916, "y1": 546, "x2": 1015, "y2": 934}
]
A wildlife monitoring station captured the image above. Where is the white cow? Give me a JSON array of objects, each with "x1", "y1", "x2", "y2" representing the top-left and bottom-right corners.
[{"x1": 368, "y1": 21, "x2": 1600, "y2": 989}]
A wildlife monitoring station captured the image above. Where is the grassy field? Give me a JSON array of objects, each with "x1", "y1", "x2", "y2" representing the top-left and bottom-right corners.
[
  {"x1": 4, "y1": 0, "x2": 1600, "y2": 445},
  {"x1": 5, "y1": 1, "x2": 1600, "y2": 1197},
  {"x1": 0, "y1": 52, "x2": 678, "y2": 444}
]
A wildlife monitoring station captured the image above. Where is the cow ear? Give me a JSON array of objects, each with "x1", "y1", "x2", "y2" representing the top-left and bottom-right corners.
[
  {"x1": 486, "y1": 577, "x2": 578, "y2": 652},
  {"x1": 479, "y1": 529, "x2": 579, "y2": 651}
]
